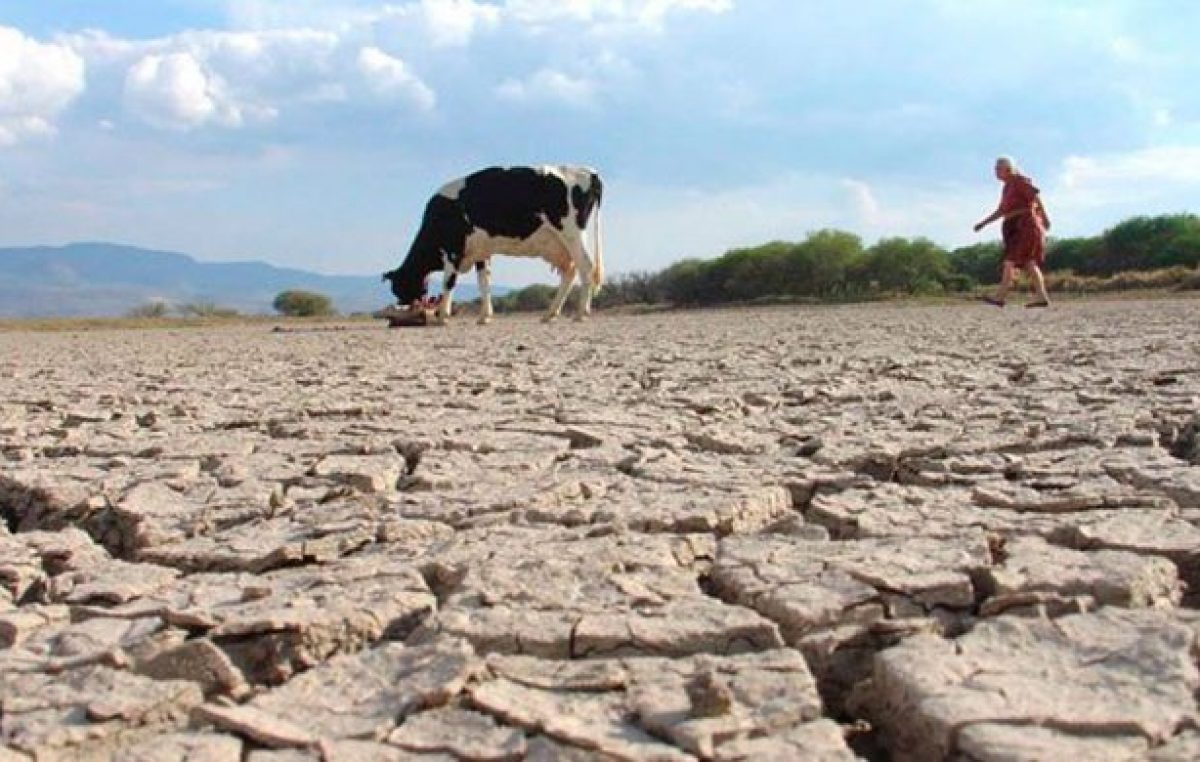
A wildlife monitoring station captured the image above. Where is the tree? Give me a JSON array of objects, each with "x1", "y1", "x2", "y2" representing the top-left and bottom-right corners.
[
  {"x1": 861, "y1": 237, "x2": 951, "y2": 294},
  {"x1": 658, "y1": 259, "x2": 711, "y2": 306},
  {"x1": 948, "y1": 242, "x2": 1003, "y2": 285},
  {"x1": 1045, "y1": 237, "x2": 1103, "y2": 274},
  {"x1": 715, "y1": 243, "x2": 791, "y2": 302},
  {"x1": 784, "y1": 229, "x2": 864, "y2": 297},
  {"x1": 273, "y1": 290, "x2": 335, "y2": 317},
  {"x1": 1096, "y1": 214, "x2": 1200, "y2": 274}
]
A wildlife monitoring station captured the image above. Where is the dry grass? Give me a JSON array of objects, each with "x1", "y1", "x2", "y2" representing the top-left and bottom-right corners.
[
  {"x1": 1045, "y1": 266, "x2": 1200, "y2": 294},
  {"x1": 0, "y1": 314, "x2": 374, "y2": 334},
  {"x1": 5, "y1": 267, "x2": 1198, "y2": 332}
]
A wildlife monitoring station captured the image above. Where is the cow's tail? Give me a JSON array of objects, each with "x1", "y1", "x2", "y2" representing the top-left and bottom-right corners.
[{"x1": 589, "y1": 172, "x2": 605, "y2": 291}]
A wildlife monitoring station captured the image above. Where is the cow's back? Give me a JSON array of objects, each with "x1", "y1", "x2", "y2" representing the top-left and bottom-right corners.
[
  {"x1": 443, "y1": 166, "x2": 598, "y2": 237},
  {"x1": 449, "y1": 167, "x2": 556, "y2": 239}
]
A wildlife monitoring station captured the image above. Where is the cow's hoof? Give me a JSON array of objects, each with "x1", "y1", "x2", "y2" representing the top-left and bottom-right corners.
[
  {"x1": 477, "y1": 316, "x2": 493, "y2": 326},
  {"x1": 541, "y1": 314, "x2": 558, "y2": 324}
]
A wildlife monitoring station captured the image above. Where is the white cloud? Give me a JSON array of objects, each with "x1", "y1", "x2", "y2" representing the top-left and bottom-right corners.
[
  {"x1": 59, "y1": 29, "x2": 142, "y2": 63},
  {"x1": 1059, "y1": 145, "x2": 1200, "y2": 207},
  {"x1": 123, "y1": 52, "x2": 248, "y2": 130},
  {"x1": 1036, "y1": 146, "x2": 1200, "y2": 239},
  {"x1": 1109, "y1": 35, "x2": 1143, "y2": 63},
  {"x1": 833, "y1": 177, "x2": 990, "y2": 246},
  {"x1": 358, "y1": 47, "x2": 436, "y2": 111},
  {"x1": 504, "y1": 0, "x2": 731, "y2": 30},
  {"x1": 0, "y1": 26, "x2": 86, "y2": 146},
  {"x1": 503, "y1": 0, "x2": 618, "y2": 25},
  {"x1": 218, "y1": 0, "x2": 728, "y2": 41},
  {"x1": 634, "y1": 0, "x2": 733, "y2": 28},
  {"x1": 841, "y1": 179, "x2": 883, "y2": 225},
  {"x1": 419, "y1": 0, "x2": 501, "y2": 47},
  {"x1": 47, "y1": 0, "x2": 729, "y2": 134},
  {"x1": 221, "y1": 0, "x2": 386, "y2": 31},
  {"x1": 496, "y1": 68, "x2": 596, "y2": 108},
  {"x1": 76, "y1": 26, "x2": 435, "y2": 130}
]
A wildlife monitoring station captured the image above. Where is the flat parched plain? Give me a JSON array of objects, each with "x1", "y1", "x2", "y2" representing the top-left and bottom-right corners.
[{"x1": 2, "y1": 298, "x2": 1199, "y2": 761}]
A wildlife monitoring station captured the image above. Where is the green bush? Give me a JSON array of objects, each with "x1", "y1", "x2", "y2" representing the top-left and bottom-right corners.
[
  {"x1": 272, "y1": 290, "x2": 335, "y2": 317},
  {"x1": 948, "y1": 242, "x2": 1002, "y2": 285},
  {"x1": 659, "y1": 259, "x2": 711, "y2": 306},
  {"x1": 859, "y1": 237, "x2": 951, "y2": 294},
  {"x1": 493, "y1": 284, "x2": 558, "y2": 313},
  {"x1": 1093, "y1": 214, "x2": 1200, "y2": 275},
  {"x1": 1045, "y1": 237, "x2": 1102, "y2": 274},
  {"x1": 782, "y1": 229, "x2": 864, "y2": 297}
]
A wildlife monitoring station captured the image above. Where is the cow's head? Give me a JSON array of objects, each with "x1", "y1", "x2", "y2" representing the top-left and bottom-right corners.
[
  {"x1": 383, "y1": 194, "x2": 471, "y2": 307},
  {"x1": 381, "y1": 263, "x2": 428, "y2": 307}
]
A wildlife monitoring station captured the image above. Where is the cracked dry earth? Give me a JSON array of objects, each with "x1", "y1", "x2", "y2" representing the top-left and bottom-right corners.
[{"x1": 2, "y1": 299, "x2": 1199, "y2": 762}]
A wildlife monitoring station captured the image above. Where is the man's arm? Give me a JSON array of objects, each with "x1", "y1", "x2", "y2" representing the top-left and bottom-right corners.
[{"x1": 1037, "y1": 199, "x2": 1051, "y2": 230}]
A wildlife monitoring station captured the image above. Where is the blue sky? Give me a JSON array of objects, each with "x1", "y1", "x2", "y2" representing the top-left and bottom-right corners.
[{"x1": 2, "y1": 1, "x2": 1198, "y2": 286}]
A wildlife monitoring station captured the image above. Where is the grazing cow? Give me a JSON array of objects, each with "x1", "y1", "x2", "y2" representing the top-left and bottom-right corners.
[{"x1": 382, "y1": 165, "x2": 604, "y2": 324}]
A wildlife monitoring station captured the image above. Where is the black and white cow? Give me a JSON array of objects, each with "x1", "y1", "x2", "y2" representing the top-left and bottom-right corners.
[{"x1": 382, "y1": 165, "x2": 604, "y2": 324}]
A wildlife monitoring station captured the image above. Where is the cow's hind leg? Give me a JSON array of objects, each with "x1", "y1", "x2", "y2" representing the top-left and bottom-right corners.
[
  {"x1": 567, "y1": 239, "x2": 595, "y2": 321},
  {"x1": 542, "y1": 268, "x2": 575, "y2": 323},
  {"x1": 476, "y1": 260, "x2": 493, "y2": 325},
  {"x1": 541, "y1": 233, "x2": 577, "y2": 322}
]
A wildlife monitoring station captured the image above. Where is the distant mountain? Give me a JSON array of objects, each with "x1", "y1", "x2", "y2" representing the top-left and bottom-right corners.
[{"x1": 0, "y1": 243, "x2": 495, "y2": 318}]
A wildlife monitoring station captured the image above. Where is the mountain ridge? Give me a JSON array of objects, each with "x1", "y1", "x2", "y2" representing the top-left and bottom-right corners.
[{"x1": 0, "y1": 243, "x2": 491, "y2": 317}]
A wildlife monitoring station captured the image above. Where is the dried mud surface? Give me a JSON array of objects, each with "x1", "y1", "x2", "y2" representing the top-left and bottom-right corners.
[{"x1": 2, "y1": 298, "x2": 1199, "y2": 761}]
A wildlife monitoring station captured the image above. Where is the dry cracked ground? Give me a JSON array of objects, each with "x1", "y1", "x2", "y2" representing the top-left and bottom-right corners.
[{"x1": 2, "y1": 298, "x2": 1199, "y2": 761}]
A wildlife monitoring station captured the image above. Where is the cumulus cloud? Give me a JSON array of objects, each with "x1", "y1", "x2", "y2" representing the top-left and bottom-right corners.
[
  {"x1": 44, "y1": 0, "x2": 731, "y2": 134},
  {"x1": 221, "y1": 0, "x2": 386, "y2": 31},
  {"x1": 418, "y1": 0, "x2": 501, "y2": 47},
  {"x1": 358, "y1": 47, "x2": 436, "y2": 111},
  {"x1": 77, "y1": 26, "x2": 433, "y2": 130},
  {"x1": 124, "y1": 52, "x2": 248, "y2": 129},
  {"x1": 634, "y1": 0, "x2": 734, "y2": 27},
  {"x1": 224, "y1": 0, "x2": 729, "y2": 37},
  {"x1": 505, "y1": 0, "x2": 731, "y2": 30},
  {"x1": 0, "y1": 26, "x2": 86, "y2": 146},
  {"x1": 496, "y1": 68, "x2": 596, "y2": 108}
]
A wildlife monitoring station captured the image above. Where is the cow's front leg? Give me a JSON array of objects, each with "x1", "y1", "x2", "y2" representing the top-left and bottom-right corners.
[
  {"x1": 476, "y1": 260, "x2": 493, "y2": 325},
  {"x1": 436, "y1": 267, "x2": 458, "y2": 325}
]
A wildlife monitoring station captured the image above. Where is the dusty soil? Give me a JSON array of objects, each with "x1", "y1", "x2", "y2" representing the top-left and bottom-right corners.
[{"x1": 2, "y1": 298, "x2": 1198, "y2": 760}]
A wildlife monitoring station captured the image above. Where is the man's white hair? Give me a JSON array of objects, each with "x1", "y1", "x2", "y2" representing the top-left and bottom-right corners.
[{"x1": 995, "y1": 155, "x2": 1018, "y2": 173}]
